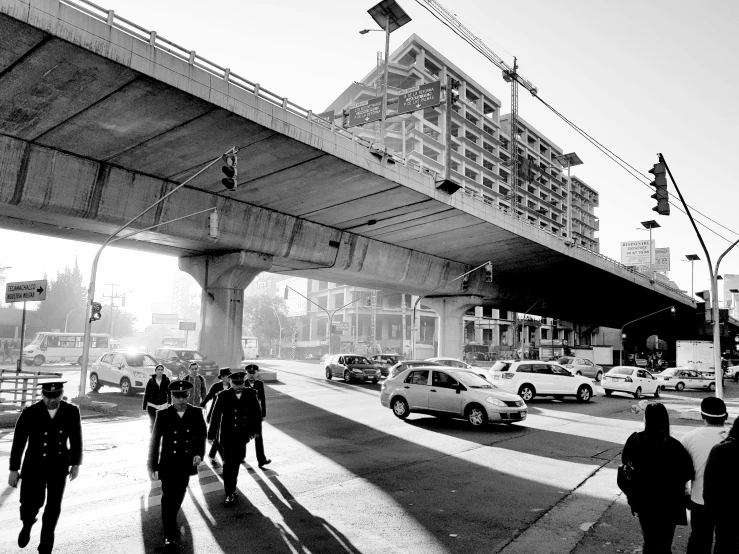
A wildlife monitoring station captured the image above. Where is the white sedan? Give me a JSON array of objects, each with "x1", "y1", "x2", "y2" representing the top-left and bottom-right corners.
[
  {"x1": 602, "y1": 366, "x2": 660, "y2": 399},
  {"x1": 657, "y1": 368, "x2": 717, "y2": 392}
]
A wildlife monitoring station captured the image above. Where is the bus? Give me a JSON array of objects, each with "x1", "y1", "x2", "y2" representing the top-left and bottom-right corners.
[
  {"x1": 22, "y1": 332, "x2": 111, "y2": 366},
  {"x1": 241, "y1": 336, "x2": 259, "y2": 360}
]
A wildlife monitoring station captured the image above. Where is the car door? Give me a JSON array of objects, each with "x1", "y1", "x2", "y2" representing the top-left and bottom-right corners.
[
  {"x1": 429, "y1": 370, "x2": 464, "y2": 414},
  {"x1": 333, "y1": 356, "x2": 345, "y2": 378},
  {"x1": 550, "y1": 364, "x2": 574, "y2": 393},
  {"x1": 96, "y1": 353, "x2": 114, "y2": 384},
  {"x1": 579, "y1": 359, "x2": 595, "y2": 378},
  {"x1": 109, "y1": 353, "x2": 125, "y2": 384},
  {"x1": 635, "y1": 369, "x2": 653, "y2": 393},
  {"x1": 531, "y1": 363, "x2": 555, "y2": 393},
  {"x1": 402, "y1": 370, "x2": 430, "y2": 409}
]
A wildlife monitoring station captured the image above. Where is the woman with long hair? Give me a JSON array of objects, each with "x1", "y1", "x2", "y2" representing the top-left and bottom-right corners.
[
  {"x1": 621, "y1": 402, "x2": 694, "y2": 553},
  {"x1": 142, "y1": 364, "x2": 171, "y2": 431}
]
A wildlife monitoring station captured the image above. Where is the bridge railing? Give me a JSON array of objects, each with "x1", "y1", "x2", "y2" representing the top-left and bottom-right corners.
[{"x1": 54, "y1": 0, "x2": 693, "y2": 304}]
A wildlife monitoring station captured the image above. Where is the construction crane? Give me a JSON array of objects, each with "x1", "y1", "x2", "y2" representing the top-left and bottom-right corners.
[{"x1": 415, "y1": 0, "x2": 538, "y2": 208}]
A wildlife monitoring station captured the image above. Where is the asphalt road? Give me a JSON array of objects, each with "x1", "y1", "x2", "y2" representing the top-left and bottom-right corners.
[{"x1": 0, "y1": 359, "x2": 735, "y2": 553}]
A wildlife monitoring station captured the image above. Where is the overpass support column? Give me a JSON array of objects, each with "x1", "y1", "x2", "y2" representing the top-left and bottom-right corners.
[
  {"x1": 179, "y1": 251, "x2": 272, "y2": 370},
  {"x1": 423, "y1": 296, "x2": 484, "y2": 359}
]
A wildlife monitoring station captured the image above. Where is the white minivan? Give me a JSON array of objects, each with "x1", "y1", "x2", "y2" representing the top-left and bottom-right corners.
[
  {"x1": 23, "y1": 332, "x2": 111, "y2": 366},
  {"x1": 488, "y1": 360, "x2": 596, "y2": 402}
]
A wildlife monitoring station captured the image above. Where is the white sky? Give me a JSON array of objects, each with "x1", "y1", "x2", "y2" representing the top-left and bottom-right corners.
[{"x1": 2, "y1": 0, "x2": 739, "y2": 327}]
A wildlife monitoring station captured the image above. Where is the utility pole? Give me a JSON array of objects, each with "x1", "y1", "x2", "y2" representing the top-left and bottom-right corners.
[{"x1": 104, "y1": 283, "x2": 119, "y2": 339}]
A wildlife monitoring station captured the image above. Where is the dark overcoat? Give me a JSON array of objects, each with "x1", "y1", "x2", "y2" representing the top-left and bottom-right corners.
[
  {"x1": 206, "y1": 388, "x2": 262, "y2": 445},
  {"x1": 147, "y1": 405, "x2": 207, "y2": 477}
]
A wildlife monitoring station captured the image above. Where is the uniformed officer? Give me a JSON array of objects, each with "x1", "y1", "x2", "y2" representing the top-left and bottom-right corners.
[
  {"x1": 147, "y1": 380, "x2": 206, "y2": 548},
  {"x1": 201, "y1": 367, "x2": 232, "y2": 464},
  {"x1": 245, "y1": 364, "x2": 271, "y2": 468},
  {"x1": 207, "y1": 371, "x2": 262, "y2": 505},
  {"x1": 8, "y1": 381, "x2": 82, "y2": 553}
]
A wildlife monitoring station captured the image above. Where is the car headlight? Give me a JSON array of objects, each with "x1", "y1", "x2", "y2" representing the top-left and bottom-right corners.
[
  {"x1": 134, "y1": 371, "x2": 147, "y2": 379},
  {"x1": 352, "y1": 368, "x2": 363, "y2": 373},
  {"x1": 485, "y1": 397, "x2": 506, "y2": 407}
]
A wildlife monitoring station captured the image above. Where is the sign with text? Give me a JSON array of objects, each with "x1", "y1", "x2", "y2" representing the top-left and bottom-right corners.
[
  {"x1": 620, "y1": 240, "x2": 655, "y2": 266},
  {"x1": 347, "y1": 97, "x2": 383, "y2": 127},
  {"x1": 152, "y1": 313, "x2": 179, "y2": 325},
  {"x1": 179, "y1": 321, "x2": 196, "y2": 331},
  {"x1": 634, "y1": 247, "x2": 670, "y2": 273},
  {"x1": 398, "y1": 81, "x2": 441, "y2": 114},
  {"x1": 5, "y1": 280, "x2": 47, "y2": 303}
]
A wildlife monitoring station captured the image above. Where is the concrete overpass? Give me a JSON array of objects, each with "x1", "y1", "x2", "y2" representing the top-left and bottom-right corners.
[{"x1": 0, "y1": 0, "x2": 694, "y2": 369}]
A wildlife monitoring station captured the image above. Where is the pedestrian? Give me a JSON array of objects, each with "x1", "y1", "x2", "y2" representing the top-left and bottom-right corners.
[
  {"x1": 245, "y1": 364, "x2": 271, "y2": 468},
  {"x1": 621, "y1": 402, "x2": 694, "y2": 553},
  {"x1": 680, "y1": 396, "x2": 729, "y2": 554},
  {"x1": 8, "y1": 381, "x2": 83, "y2": 553},
  {"x1": 206, "y1": 371, "x2": 262, "y2": 505},
  {"x1": 200, "y1": 367, "x2": 231, "y2": 464},
  {"x1": 185, "y1": 362, "x2": 207, "y2": 408},
  {"x1": 703, "y1": 416, "x2": 739, "y2": 554},
  {"x1": 2, "y1": 339, "x2": 9, "y2": 364},
  {"x1": 142, "y1": 364, "x2": 171, "y2": 432},
  {"x1": 147, "y1": 380, "x2": 206, "y2": 549}
]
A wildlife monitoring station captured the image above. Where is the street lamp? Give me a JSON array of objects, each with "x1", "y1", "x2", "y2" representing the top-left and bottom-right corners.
[
  {"x1": 64, "y1": 306, "x2": 84, "y2": 333},
  {"x1": 640, "y1": 220, "x2": 661, "y2": 283},
  {"x1": 364, "y1": 0, "x2": 411, "y2": 147},
  {"x1": 553, "y1": 152, "x2": 583, "y2": 246},
  {"x1": 685, "y1": 254, "x2": 700, "y2": 297}
]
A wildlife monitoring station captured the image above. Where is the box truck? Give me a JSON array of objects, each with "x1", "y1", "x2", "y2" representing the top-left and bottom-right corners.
[{"x1": 676, "y1": 340, "x2": 715, "y2": 371}]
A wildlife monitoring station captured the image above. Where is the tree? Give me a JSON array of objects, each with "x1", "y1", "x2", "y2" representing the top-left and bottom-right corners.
[
  {"x1": 242, "y1": 294, "x2": 293, "y2": 353},
  {"x1": 99, "y1": 303, "x2": 137, "y2": 339},
  {"x1": 33, "y1": 261, "x2": 86, "y2": 332}
]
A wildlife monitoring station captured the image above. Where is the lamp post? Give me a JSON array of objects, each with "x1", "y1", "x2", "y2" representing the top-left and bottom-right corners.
[
  {"x1": 64, "y1": 307, "x2": 84, "y2": 333},
  {"x1": 274, "y1": 310, "x2": 283, "y2": 359},
  {"x1": 685, "y1": 254, "x2": 700, "y2": 297},
  {"x1": 640, "y1": 220, "x2": 661, "y2": 283},
  {"x1": 363, "y1": 0, "x2": 411, "y2": 147},
  {"x1": 553, "y1": 152, "x2": 583, "y2": 245}
]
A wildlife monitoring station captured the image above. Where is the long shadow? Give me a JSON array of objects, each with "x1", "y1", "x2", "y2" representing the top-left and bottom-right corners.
[{"x1": 138, "y1": 480, "x2": 194, "y2": 554}]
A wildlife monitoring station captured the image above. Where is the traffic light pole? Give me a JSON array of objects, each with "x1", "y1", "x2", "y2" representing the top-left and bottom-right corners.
[
  {"x1": 77, "y1": 150, "x2": 232, "y2": 399},
  {"x1": 620, "y1": 305, "x2": 675, "y2": 365}
]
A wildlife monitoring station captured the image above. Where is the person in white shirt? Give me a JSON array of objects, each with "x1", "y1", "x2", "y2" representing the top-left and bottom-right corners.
[{"x1": 680, "y1": 396, "x2": 729, "y2": 554}]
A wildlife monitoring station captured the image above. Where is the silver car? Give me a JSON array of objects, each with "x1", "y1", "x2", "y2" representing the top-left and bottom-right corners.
[
  {"x1": 557, "y1": 357, "x2": 604, "y2": 381},
  {"x1": 325, "y1": 354, "x2": 381, "y2": 383}
]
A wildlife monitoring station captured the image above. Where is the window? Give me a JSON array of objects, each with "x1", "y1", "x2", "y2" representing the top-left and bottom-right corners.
[
  {"x1": 422, "y1": 145, "x2": 439, "y2": 161},
  {"x1": 432, "y1": 371, "x2": 458, "y2": 389},
  {"x1": 465, "y1": 89, "x2": 479, "y2": 104},
  {"x1": 499, "y1": 202, "x2": 509, "y2": 210},
  {"x1": 499, "y1": 186, "x2": 509, "y2": 197},
  {"x1": 423, "y1": 107, "x2": 439, "y2": 126},
  {"x1": 451, "y1": 161, "x2": 459, "y2": 172},
  {"x1": 482, "y1": 159, "x2": 494, "y2": 171},
  {"x1": 465, "y1": 168, "x2": 478, "y2": 181},
  {"x1": 405, "y1": 370, "x2": 429, "y2": 385},
  {"x1": 424, "y1": 59, "x2": 440, "y2": 77},
  {"x1": 464, "y1": 150, "x2": 478, "y2": 163},
  {"x1": 535, "y1": 364, "x2": 554, "y2": 375},
  {"x1": 465, "y1": 113, "x2": 478, "y2": 126},
  {"x1": 482, "y1": 177, "x2": 494, "y2": 189},
  {"x1": 483, "y1": 142, "x2": 495, "y2": 154},
  {"x1": 451, "y1": 123, "x2": 460, "y2": 137},
  {"x1": 483, "y1": 124, "x2": 495, "y2": 137},
  {"x1": 483, "y1": 103, "x2": 496, "y2": 117},
  {"x1": 516, "y1": 364, "x2": 533, "y2": 373},
  {"x1": 465, "y1": 130, "x2": 479, "y2": 143}
]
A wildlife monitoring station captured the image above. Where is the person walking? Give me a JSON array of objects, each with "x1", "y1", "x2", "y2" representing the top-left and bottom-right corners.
[
  {"x1": 147, "y1": 380, "x2": 206, "y2": 549},
  {"x1": 8, "y1": 381, "x2": 83, "y2": 553},
  {"x1": 185, "y1": 362, "x2": 207, "y2": 409},
  {"x1": 2, "y1": 339, "x2": 10, "y2": 364},
  {"x1": 142, "y1": 364, "x2": 171, "y2": 432},
  {"x1": 703, "y1": 416, "x2": 739, "y2": 553},
  {"x1": 621, "y1": 402, "x2": 694, "y2": 553},
  {"x1": 201, "y1": 368, "x2": 231, "y2": 464},
  {"x1": 680, "y1": 396, "x2": 729, "y2": 554},
  {"x1": 245, "y1": 364, "x2": 271, "y2": 468},
  {"x1": 206, "y1": 371, "x2": 262, "y2": 505}
]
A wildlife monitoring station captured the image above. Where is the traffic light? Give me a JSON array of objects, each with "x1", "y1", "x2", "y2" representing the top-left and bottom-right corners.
[
  {"x1": 90, "y1": 301, "x2": 102, "y2": 322},
  {"x1": 461, "y1": 275, "x2": 469, "y2": 291},
  {"x1": 484, "y1": 262, "x2": 493, "y2": 282},
  {"x1": 648, "y1": 163, "x2": 670, "y2": 216},
  {"x1": 221, "y1": 153, "x2": 238, "y2": 191},
  {"x1": 209, "y1": 209, "x2": 219, "y2": 240},
  {"x1": 449, "y1": 78, "x2": 460, "y2": 105},
  {"x1": 365, "y1": 295, "x2": 372, "y2": 307}
]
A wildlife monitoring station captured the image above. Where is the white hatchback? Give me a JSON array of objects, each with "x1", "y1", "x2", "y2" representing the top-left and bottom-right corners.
[
  {"x1": 90, "y1": 351, "x2": 171, "y2": 396},
  {"x1": 602, "y1": 366, "x2": 660, "y2": 399},
  {"x1": 487, "y1": 360, "x2": 596, "y2": 402}
]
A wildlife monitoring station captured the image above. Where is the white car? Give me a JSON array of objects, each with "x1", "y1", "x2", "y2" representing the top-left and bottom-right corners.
[
  {"x1": 487, "y1": 360, "x2": 596, "y2": 402},
  {"x1": 380, "y1": 366, "x2": 527, "y2": 427},
  {"x1": 657, "y1": 368, "x2": 717, "y2": 392},
  {"x1": 602, "y1": 366, "x2": 660, "y2": 399},
  {"x1": 425, "y1": 357, "x2": 475, "y2": 369},
  {"x1": 89, "y1": 351, "x2": 171, "y2": 396}
]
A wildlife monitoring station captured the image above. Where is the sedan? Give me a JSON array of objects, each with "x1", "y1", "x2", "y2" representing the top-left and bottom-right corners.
[
  {"x1": 388, "y1": 360, "x2": 443, "y2": 379},
  {"x1": 557, "y1": 356, "x2": 604, "y2": 382},
  {"x1": 602, "y1": 366, "x2": 660, "y2": 399},
  {"x1": 369, "y1": 354, "x2": 406, "y2": 377},
  {"x1": 425, "y1": 357, "x2": 475, "y2": 369},
  {"x1": 90, "y1": 351, "x2": 171, "y2": 396},
  {"x1": 380, "y1": 366, "x2": 527, "y2": 428},
  {"x1": 325, "y1": 354, "x2": 381, "y2": 383},
  {"x1": 657, "y1": 368, "x2": 717, "y2": 392}
]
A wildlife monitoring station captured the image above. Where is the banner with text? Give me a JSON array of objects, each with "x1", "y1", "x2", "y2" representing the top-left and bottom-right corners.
[
  {"x1": 634, "y1": 247, "x2": 670, "y2": 273},
  {"x1": 621, "y1": 240, "x2": 655, "y2": 266},
  {"x1": 347, "y1": 97, "x2": 383, "y2": 127}
]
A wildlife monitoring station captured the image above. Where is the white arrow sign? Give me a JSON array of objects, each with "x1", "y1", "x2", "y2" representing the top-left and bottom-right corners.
[{"x1": 5, "y1": 279, "x2": 48, "y2": 303}]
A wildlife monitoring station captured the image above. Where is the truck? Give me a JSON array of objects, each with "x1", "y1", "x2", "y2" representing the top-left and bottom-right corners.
[{"x1": 676, "y1": 340, "x2": 715, "y2": 371}]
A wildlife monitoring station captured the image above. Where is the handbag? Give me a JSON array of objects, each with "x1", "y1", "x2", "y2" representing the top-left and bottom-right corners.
[{"x1": 617, "y1": 461, "x2": 637, "y2": 497}]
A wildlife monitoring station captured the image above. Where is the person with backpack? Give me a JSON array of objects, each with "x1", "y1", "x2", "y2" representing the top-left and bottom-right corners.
[
  {"x1": 703, "y1": 416, "x2": 739, "y2": 553},
  {"x1": 621, "y1": 402, "x2": 694, "y2": 553}
]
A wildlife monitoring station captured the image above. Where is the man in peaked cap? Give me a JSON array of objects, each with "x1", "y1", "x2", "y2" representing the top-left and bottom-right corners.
[
  {"x1": 147, "y1": 380, "x2": 206, "y2": 548},
  {"x1": 245, "y1": 364, "x2": 271, "y2": 468},
  {"x1": 201, "y1": 368, "x2": 232, "y2": 464},
  {"x1": 8, "y1": 381, "x2": 82, "y2": 553},
  {"x1": 207, "y1": 371, "x2": 262, "y2": 505}
]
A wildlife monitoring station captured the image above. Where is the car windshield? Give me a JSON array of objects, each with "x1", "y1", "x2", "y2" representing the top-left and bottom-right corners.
[
  {"x1": 610, "y1": 367, "x2": 634, "y2": 376},
  {"x1": 124, "y1": 353, "x2": 158, "y2": 367},
  {"x1": 453, "y1": 371, "x2": 493, "y2": 388},
  {"x1": 345, "y1": 356, "x2": 371, "y2": 365},
  {"x1": 660, "y1": 369, "x2": 678, "y2": 376},
  {"x1": 558, "y1": 357, "x2": 574, "y2": 364},
  {"x1": 490, "y1": 361, "x2": 512, "y2": 372},
  {"x1": 176, "y1": 350, "x2": 205, "y2": 361}
]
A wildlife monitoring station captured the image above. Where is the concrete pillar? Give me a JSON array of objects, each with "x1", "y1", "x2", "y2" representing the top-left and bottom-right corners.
[
  {"x1": 179, "y1": 251, "x2": 272, "y2": 371},
  {"x1": 422, "y1": 296, "x2": 484, "y2": 359}
]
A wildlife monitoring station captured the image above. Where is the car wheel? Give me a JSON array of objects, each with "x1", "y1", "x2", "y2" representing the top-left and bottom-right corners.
[
  {"x1": 89, "y1": 373, "x2": 101, "y2": 393},
  {"x1": 33, "y1": 355, "x2": 44, "y2": 366},
  {"x1": 120, "y1": 377, "x2": 133, "y2": 396},
  {"x1": 576, "y1": 385, "x2": 592, "y2": 402},
  {"x1": 633, "y1": 387, "x2": 642, "y2": 399},
  {"x1": 372, "y1": 378, "x2": 378, "y2": 384},
  {"x1": 676, "y1": 382, "x2": 685, "y2": 392},
  {"x1": 604, "y1": 389, "x2": 613, "y2": 396},
  {"x1": 595, "y1": 371, "x2": 603, "y2": 382},
  {"x1": 553, "y1": 395, "x2": 564, "y2": 400},
  {"x1": 343, "y1": 370, "x2": 351, "y2": 383},
  {"x1": 392, "y1": 397, "x2": 409, "y2": 419},
  {"x1": 518, "y1": 384, "x2": 535, "y2": 402},
  {"x1": 653, "y1": 385, "x2": 660, "y2": 398},
  {"x1": 325, "y1": 367, "x2": 332, "y2": 380},
  {"x1": 709, "y1": 382, "x2": 716, "y2": 392},
  {"x1": 466, "y1": 404, "x2": 488, "y2": 428}
]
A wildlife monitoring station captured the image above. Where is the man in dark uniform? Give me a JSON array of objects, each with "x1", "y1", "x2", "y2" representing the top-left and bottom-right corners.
[
  {"x1": 147, "y1": 380, "x2": 206, "y2": 548},
  {"x1": 245, "y1": 364, "x2": 271, "y2": 468},
  {"x1": 200, "y1": 367, "x2": 231, "y2": 464},
  {"x1": 8, "y1": 381, "x2": 82, "y2": 553},
  {"x1": 207, "y1": 371, "x2": 262, "y2": 505}
]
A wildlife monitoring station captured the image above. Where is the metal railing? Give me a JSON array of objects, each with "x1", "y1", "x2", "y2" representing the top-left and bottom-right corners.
[{"x1": 0, "y1": 369, "x2": 64, "y2": 409}]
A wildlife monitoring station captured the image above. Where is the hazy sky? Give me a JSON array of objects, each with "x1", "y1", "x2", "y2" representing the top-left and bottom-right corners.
[{"x1": 2, "y1": 0, "x2": 738, "y2": 326}]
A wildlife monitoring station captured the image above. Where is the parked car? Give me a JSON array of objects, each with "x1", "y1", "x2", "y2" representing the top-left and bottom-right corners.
[
  {"x1": 153, "y1": 348, "x2": 219, "y2": 381},
  {"x1": 425, "y1": 357, "x2": 475, "y2": 369},
  {"x1": 387, "y1": 360, "x2": 443, "y2": 379},
  {"x1": 380, "y1": 366, "x2": 527, "y2": 427},
  {"x1": 557, "y1": 356, "x2": 604, "y2": 382},
  {"x1": 724, "y1": 365, "x2": 739, "y2": 381},
  {"x1": 657, "y1": 368, "x2": 717, "y2": 392},
  {"x1": 487, "y1": 360, "x2": 596, "y2": 402},
  {"x1": 369, "y1": 354, "x2": 406, "y2": 377},
  {"x1": 325, "y1": 354, "x2": 382, "y2": 383},
  {"x1": 602, "y1": 366, "x2": 660, "y2": 398},
  {"x1": 89, "y1": 351, "x2": 171, "y2": 396},
  {"x1": 304, "y1": 353, "x2": 322, "y2": 361}
]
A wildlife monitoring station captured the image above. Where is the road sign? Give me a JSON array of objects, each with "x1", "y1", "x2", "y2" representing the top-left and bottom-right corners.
[
  {"x1": 5, "y1": 280, "x2": 47, "y2": 303},
  {"x1": 179, "y1": 321, "x2": 196, "y2": 331},
  {"x1": 347, "y1": 97, "x2": 383, "y2": 127},
  {"x1": 397, "y1": 81, "x2": 441, "y2": 115},
  {"x1": 152, "y1": 313, "x2": 179, "y2": 325}
]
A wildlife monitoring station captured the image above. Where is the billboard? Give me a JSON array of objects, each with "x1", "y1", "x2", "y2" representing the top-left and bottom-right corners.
[
  {"x1": 397, "y1": 81, "x2": 441, "y2": 115},
  {"x1": 634, "y1": 247, "x2": 670, "y2": 273},
  {"x1": 620, "y1": 240, "x2": 655, "y2": 266},
  {"x1": 724, "y1": 274, "x2": 739, "y2": 308},
  {"x1": 347, "y1": 97, "x2": 383, "y2": 127}
]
